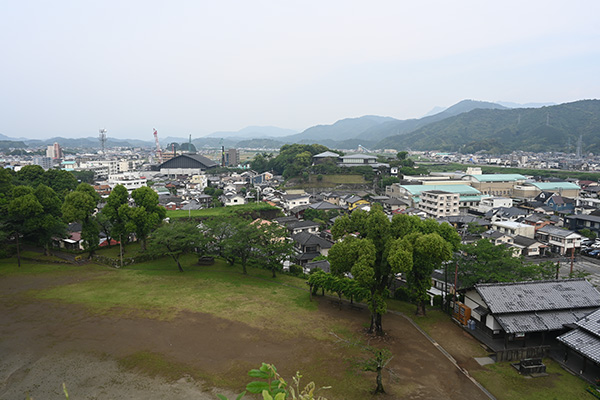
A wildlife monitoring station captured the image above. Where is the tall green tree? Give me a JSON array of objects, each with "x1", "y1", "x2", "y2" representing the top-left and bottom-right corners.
[
  {"x1": 254, "y1": 222, "x2": 294, "y2": 278},
  {"x1": 32, "y1": 184, "x2": 67, "y2": 255},
  {"x1": 15, "y1": 165, "x2": 45, "y2": 187},
  {"x1": 455, "y1": 239, "x2": 557, "y2": 288},
  {"x1": 148, "y1": 221, "x2": 204, "y2": 272},
  {"x1": 62, "y1": 183, "x2": 100, "y2": 256},
  {"x1": 222, "y1": 220, "x2": 261, "y2": 274},
  {"x1": 43, "y1": 169, "x2": 78, "y2": 198},
  {"x1": 329, "y1": 209, "x2": 459, "y2": 333},
  {"x1": 8, "y1": 187, "x2": 44, "y2": 266},
  {"x1": 131, "y1": 186, "x2": 166, "y2": 251},
  {"x1": 101, "y1": 185, "x2": 131, "y2": 260}
]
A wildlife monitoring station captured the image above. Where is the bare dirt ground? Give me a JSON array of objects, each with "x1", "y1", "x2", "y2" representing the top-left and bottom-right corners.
[{"x1": 0, "y1": 274, "x2": 490, "y2": 400}]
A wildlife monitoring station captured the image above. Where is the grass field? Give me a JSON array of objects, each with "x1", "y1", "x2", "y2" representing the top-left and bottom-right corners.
[
  {"x1": 472, "y1": 359, "x2": 589, "y2": 400},
  {"x1": 0, "y1": 254, "x2": 593, "y2": 400},
  {"x1": 166, "y1": 202, "x2": 280, "y2": 219}
]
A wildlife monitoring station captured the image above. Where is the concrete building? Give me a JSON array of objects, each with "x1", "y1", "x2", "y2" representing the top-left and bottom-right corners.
[
  {"x1": 386, "y1": 184, "x2": 481, "y2": 209},
  {"x1": 32, "y1": 156, "x2": 52, "y2": 170},
  {"x1": 491, "y1": 221, "x2": 536, "y2": 239},
  {"x1": 476, "y1": 197, "x2": 513, "y2": 213},
  {"x1": 417, "y1": 190, "x2": 460, "y2": 218},
  {"x1": 226, "y1": 148, "x2": 240, "y2": 167},
  {"x1": 513, "y1": 182, "x2": 581, "y2": 200},
  {"x1": 461, "y1": 174, "x2": 527, "y2": 197},
  {"x1": 46, "y1": 142, "x2": 63, "y2": 159},
  {"x1": 159, "y1": 154, "x2": 218, "y2": 177},
  {"x1": 108, "y1": 173, "x2": 147, "y2": 191}
]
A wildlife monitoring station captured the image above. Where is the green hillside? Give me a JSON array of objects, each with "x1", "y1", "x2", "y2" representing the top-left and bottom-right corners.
[{"x1": 376, "y1": 100, "x2": 600, "y2": 153}]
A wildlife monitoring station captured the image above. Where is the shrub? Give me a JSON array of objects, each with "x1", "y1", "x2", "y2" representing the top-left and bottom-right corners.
[
  {"x1": 393, "y1": 287, "x2": 412, "y2": 302},
  {"x1": 289, "y1": 264, "x2": 304, "y2": 277}
]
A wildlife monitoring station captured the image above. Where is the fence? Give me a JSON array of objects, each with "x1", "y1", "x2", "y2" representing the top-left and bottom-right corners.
[{"x1": 495, "y1": 346, "x2": 550, "y2": 362}]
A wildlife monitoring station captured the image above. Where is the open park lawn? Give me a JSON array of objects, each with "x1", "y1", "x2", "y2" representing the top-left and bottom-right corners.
[{"x1": 0, "y1": 254, "x2": 591, "y2": 400}]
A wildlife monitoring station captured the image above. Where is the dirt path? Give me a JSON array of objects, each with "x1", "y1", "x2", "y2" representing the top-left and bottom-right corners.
[{"x1": 0, "y1": 275, "x2": 490, "y2": 400}]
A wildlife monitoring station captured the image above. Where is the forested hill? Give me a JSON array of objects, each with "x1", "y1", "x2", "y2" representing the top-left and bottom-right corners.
[{"x1": 375, "y1": 100, "x2": 600, "y2": 153}]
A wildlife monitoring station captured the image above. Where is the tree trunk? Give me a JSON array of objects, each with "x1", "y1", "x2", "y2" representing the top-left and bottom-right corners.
[
  {"x1": 368, "y1": 313, "x2": 375, "y2": 334},
  {"x1": 176, "y1": 258, "x2": 184, "y2": 272},
  {"x1": 375, "y1": 313, "x2": 384, "y2": 336},
  {"x1": 374, "y1": 366, "x2": 385, "y2": 394},
  {"x1": 415, "y1": 301, "x2": 427, "y2": 316},
  {"x1": 119, "y1": 234, "x2": 124, "y2": 268},
  {"x1": 242, "y1": 261, "x2": 247, "y2": 275},
  {"x1": 16, "y1": 232, "x2": 21, "y2": 268},
  {"x1": 271, "y1": 266, "x2": 276, "y2": 278},
  {"x1": 140, "y1": 238, "x2": 146, "y2": 252}
]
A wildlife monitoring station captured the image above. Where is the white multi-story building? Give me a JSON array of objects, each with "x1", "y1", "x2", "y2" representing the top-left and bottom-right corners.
[
  {"x1": 417, "y1": 190, "x2": 460, "y2": 218},
  {"x1": 108, "y1": 173, "x2": 147, "y2": 191}
]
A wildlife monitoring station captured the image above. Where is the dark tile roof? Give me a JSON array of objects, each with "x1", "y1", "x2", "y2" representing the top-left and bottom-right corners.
[
  {"x1": 309, "y1": 201, "x2": 342, "y2": 210},
  {"x1": 496, "y1": 308, "x2": 594, "y2": 334},
  {"x1": 287, "y1": 220, "x2": 319, "y2": 230},
  {"x1": 537, "y1": 225, "x2": 579, "y2": 238},
  {"x1": 512, "y1": 235, "x2": 540, "y2": 247},
  {"x1": 292, "y1": 232, "x2": 333, "y2": 249},
  {"x1": 475, "y1": 279, "x2": 600, "y2": 314},
  {"x1": 305, "y1": 260, "x2": 331, "y2": 273},
  {"x1": 558, "y1": 327, "x2": 600, "y2": 364}
]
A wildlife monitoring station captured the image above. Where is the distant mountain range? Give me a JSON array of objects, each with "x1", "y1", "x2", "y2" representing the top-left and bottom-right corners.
[
  {"x1": 376, "y1": 99, "x2": 600, "y2": 153},
  {"x1": 2, "y1": 99, "x2": 597, "y2": 154}
]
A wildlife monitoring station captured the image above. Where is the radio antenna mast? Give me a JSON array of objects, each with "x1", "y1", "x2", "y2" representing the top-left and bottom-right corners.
[{"x1": 98, "y1": 128, "x2": 107, "y2": 154}]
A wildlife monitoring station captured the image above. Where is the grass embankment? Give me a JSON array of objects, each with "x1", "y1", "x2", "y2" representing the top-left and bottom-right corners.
[
  {"x1": 286, "y1": 174, "x2": 367, "y2": 190},
  {"x1": 166, "y1": 202, "x2": 279, "y2": 219},
  {"x1": 34, "y1": 255, "x2": 321, "y2": 337}
]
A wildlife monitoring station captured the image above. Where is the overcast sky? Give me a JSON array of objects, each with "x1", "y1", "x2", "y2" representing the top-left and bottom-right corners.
[{"x1": 1, "y1": 1, "x2": 599, "y2": 140}]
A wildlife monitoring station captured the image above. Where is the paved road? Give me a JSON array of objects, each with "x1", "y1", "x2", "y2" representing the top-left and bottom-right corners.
[{"x1": 556, "y1": 255, "x2": 600, "y2": 286}]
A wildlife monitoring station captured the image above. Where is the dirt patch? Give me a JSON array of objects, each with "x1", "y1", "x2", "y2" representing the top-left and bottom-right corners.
[{"x1": 0, "y1": 274, "x2": 490, "y2": 399}]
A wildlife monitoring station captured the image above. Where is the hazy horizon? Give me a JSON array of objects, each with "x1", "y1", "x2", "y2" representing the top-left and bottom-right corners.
[{"x1": 1, "y1": 1, "x2": 598, "y2": 140}]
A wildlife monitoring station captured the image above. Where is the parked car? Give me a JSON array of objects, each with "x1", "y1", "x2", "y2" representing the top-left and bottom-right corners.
[{"x1": 588, "y1": 249, "x2": 600, "y2": 257}]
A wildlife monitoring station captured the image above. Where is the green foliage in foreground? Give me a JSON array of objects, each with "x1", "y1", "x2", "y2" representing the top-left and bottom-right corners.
[{"x1": 218, "y1": 363, "x2": 330, "y2": 400}]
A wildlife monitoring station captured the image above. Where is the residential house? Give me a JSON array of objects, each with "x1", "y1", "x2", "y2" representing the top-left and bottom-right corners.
[
  {"x1": 558, "y1": 308, "x2": 600, "y2": 382},
  {"x1": 565, "y1": 214, "x2": 600, "y2": 237},
  {"x1": 485, "y1": 207, "x2": 528, "y2": 223},
  {"x1": 339, "y1": 195, "x2": 370, "y2": 211},
  {"x1": 522, "y1": 213, "x2": 555, "y2": 232},
  {"x1": 304, "y1": 259, "x2": 331, "y2": 274},
  {"x1": 491, "y1": 221, "x2": 535, "y2": 239},
  {"x1": 220, "y1": 192, "x2": 246, "y2": 206},
  {"x1": 482, "y1": 230, "x2": 514, "y2": 246},
  {"x1": 463, "y1": 279, "x2": 600, "y2": 360},
  {"x1": 282, "y1": 193, "x2": 311, "y2": 211},
  {"x1": 535, "y1": 225, "x2": 582, "y2": 255},
  {"x1": 511, "y1": 235, "x2": 545, "y2": 257},
  {"x1": 312, "y1": 151, "x2": 340, "y2": 165},
  {"x1": 285, "y1": 220, "x2": 320, "y2": 235},
  {"x1": 381, "y1": 197, "x2": 409, "y2": 213},
  {"x1": 338, "y1": 154, "x2": 389, "y2": 169},
  {"x1": 291, "y1": 232, "x2": 334, "y2": 266}
]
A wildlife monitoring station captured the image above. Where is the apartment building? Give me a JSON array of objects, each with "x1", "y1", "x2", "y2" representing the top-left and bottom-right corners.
[{"x1": 417, "y1": 190, "x2": 460, "y2": 218}]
